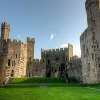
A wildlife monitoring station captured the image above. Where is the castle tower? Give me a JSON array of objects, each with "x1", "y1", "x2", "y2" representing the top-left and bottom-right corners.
[
  {"x1": 68, "y1": 44, "x2": 73, "y2": 61},
  {"x1": 27, "y1": 37, "x2": 35, "y2": 60},
  {"x1": 80, "y1": 0, "x2": 100, "y2": 84},
  {"x1": 1, "y1": 21, "x2": 10, "y2": 41},
  {"x1": 26, "y1": 37, "x2": 35, "y2": 77}
]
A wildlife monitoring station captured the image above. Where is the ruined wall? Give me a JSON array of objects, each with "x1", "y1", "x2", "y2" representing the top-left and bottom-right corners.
[
  {"x1": 28, "y1": 59, "x2": 46, "y2": 77},
  {"x1": 1, "y1": 39, "x2": 28, "y2": 79},
  {"x1": 0, "y1": 22, "x2": 35, "y2": 85},
  {"x1": 68, "y1": 56, "x2": 82, "y2": 82},
  {"x1": 13, "y1": 42, "x2": 27, "y2": 78},
  {"x1": 41, "y1": 47, "x2": 71, "y2": 79}
]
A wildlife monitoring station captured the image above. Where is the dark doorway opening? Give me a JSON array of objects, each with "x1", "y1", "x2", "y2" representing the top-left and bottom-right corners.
[
  {"x1": 11, "y1": 70, "x2": 14, "y2": 77},
  {"x1": 46, "y1": 60, "x2": 51, "y2": 77}
]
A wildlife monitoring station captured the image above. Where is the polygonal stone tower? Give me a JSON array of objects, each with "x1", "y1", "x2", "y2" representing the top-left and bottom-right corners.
[{"x1": 80, "y1": 0, "x2": 100, "y2": 84}]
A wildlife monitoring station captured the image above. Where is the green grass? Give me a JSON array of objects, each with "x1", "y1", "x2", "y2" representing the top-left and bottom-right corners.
[
  {"x1": 0, "y1": 78, "x2": 100, "y2": 100},
  {"x1": 10, "y1": 77, "x2": 66, "y2": 84}
]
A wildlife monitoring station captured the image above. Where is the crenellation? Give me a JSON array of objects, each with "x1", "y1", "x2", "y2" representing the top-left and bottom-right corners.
[
  {"x1": 41, "y1": 47, "x2": 68, "y2": 54},
  {"x1": 27, "y1": 37, "x2": 35, "y2": 43}
]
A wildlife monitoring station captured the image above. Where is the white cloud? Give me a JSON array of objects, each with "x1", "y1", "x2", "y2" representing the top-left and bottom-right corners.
[
  {"x1": 60, "y1": 43, "x2": 68, "y2": 48},
  {"x1": 50, "y1": 34, "x2": 54, "y2": 40},
  {"x1": 73, "y1": 43, "x2": 81, "y2": 57},
  {"x1": 60, "y1": 43, "x2": 81, "y2": 57}
]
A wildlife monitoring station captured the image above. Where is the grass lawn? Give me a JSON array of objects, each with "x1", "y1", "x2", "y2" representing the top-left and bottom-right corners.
[{"x1": 0, "y1": 78, "x2": 100, "y2": 100}]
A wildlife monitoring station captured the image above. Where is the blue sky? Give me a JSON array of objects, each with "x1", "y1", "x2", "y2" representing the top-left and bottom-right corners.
[{"x1": 0, "y1": 0, "x2": 87, "y2": 59}]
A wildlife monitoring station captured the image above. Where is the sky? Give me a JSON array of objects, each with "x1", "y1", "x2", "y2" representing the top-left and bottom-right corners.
[{"x1": 0, "y1": 0, "x2": 87, "y2": 59}]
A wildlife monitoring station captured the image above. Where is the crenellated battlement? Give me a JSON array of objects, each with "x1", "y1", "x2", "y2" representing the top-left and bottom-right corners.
[
  {"x1": 41, "y1": 48, "x2": 68, "y2": 54},
  {"x1": 33, "y1": 59, "x2": 44, "y2": 64},
  {"x1": 1, "y1": 21, "x2": 10, "y2": 29},
  {"x1": 41, "y1": 43, "x2": 73, "y2": 55},
  {"x1": 27, "y1": 37, "x2": 35, "y2": 43},
  {"x1": 1, "y1": 21, "x2": 10, "y2": 41},
  {"x1": 12, "y1": 39, "x2": 26, "y2": 45},
  {"x1": 33, "y1": 59, "x2": 40, "y2": 64}
]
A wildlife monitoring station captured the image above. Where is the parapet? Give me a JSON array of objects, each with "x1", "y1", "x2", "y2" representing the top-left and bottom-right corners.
[
  {"x1": 27, "y1": 37, "x2": 35, "y2": 43},
  {"x1": 41, "y1": 47, "x2": 68, "y2": 55},
  {"x1": 33, "y1": 59, "x2": 41, "y2": 64},
  {"x1": 1, "y1": 21, "x2": 10, "y2": 28}
]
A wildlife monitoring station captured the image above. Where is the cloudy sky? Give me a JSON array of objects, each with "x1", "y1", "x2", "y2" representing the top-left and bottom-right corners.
[{"x1": 0, "y1": 0, "x2": 87, "y2": 58}]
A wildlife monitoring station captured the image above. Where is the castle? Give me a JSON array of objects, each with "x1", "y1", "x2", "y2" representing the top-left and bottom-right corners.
[
  {"x1": 0, "y1": 22, "x2": 35, "y2": 85},
  {"x1": 80, "y1": 0, "x2": 100, "y2": 84},
  {"x1": 0, "y1": 21, "x2": 82, "y2": 85},
  {"x1": 27, "y1": 45, "x2": 82, "y2": 82},
  {"x1": 1, "y1": 0, "x2": 100, "y2": 85}
]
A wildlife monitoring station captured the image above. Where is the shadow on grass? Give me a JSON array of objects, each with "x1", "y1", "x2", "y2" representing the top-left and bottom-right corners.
[
  {"x1": 0, "y1": 83, "x2": 87, "y2": 88},
  {"x1": 1, "y1": 77, "x2": 100, "y2": 88},
  {"x1": 10, "y1": 77, "x2": 66, "y2": 84}
]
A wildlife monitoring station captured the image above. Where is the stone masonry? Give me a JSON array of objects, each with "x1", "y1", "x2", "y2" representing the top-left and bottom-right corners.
[
  {"x1": 0, "y1": 21, "x2": 82, "y2": 85},
  {"x1": 27, "y1": 59, "x2": 46, "y2": 77},
  {"x1": 41, "y1": 44, "x2": 73, "y2": 79},
  {"x1": 0, "y1": 22, "x2": 35, "y2": 85},
  {"x1": 80, "y1": 0, "x2": 100, "y2": 84}
]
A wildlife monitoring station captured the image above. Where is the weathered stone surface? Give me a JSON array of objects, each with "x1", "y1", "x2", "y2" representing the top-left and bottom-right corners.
[
  {"x1": 80, "y1": 0, "x2": 100, "y2": 84},
  {"x1": 68, "y1": 56, "x2": 82, "y2": 82},
  {"x1": 41, "y1": 44, "x2": 73, "y2": 79},
  {"x1": 27, "y1": 59, "x2": 46, "y2": 77},
  {"x1": 0, "y1": 22, "x2": 35, "y2": 85}
]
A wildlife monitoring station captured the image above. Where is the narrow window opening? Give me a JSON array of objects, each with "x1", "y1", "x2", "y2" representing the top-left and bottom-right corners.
[{"x1": 8, "y1": 59, "x2": 11, "y2": 66}]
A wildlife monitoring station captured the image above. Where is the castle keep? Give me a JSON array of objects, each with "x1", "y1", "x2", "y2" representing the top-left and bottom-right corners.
[
  {"x1": 0, "y1": 22, "x2": 35, "y2": 85},
  {"x1": 80, "y1": 0, "x2": 100, "y2": 84}
]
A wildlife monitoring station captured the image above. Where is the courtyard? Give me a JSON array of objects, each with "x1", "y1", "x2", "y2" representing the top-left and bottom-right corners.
[{"x1": 0, "y1": 78, "x2": 100, "y2": 100}]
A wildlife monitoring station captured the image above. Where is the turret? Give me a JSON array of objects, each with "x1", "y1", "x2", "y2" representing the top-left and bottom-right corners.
[
  {"x1": 68, "y1": 44, "x2": 73, "y2": 61},
  {"x1": 1, "y1": 21, "x2": 10, "y2": 41},
  {"x1": 27, "y1": 37, "x2": 35, "y2": 61}
]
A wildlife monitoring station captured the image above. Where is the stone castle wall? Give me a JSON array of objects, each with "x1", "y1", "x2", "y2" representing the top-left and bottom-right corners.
[
  {"x1": 0, "y1": 22, "x2": 35, "y2": 85},
  {"x1": 68, "y1": 56, "x2": 82, "y2": 82},
  {"x1": 41, "y1": 44, "x2": 73, "y2": 79},
  {"x1": 28, "y1": 59, "x2": 46, "y2": 77}
]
